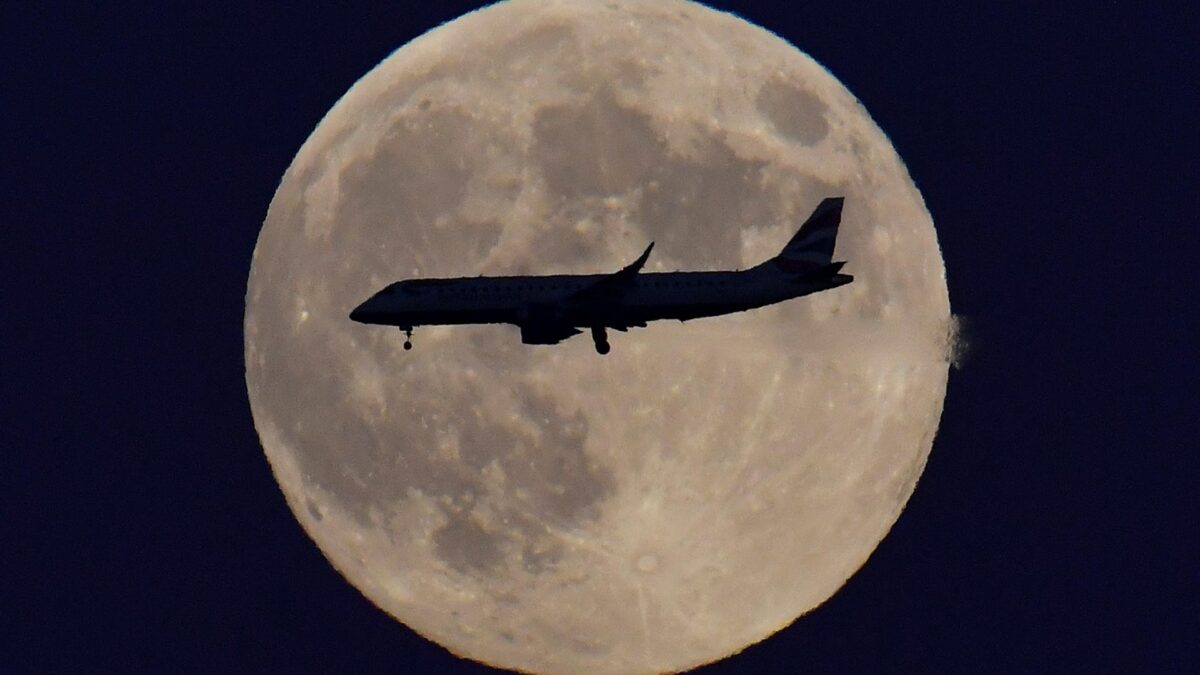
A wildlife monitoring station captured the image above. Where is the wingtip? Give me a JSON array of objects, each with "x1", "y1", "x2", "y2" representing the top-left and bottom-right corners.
[{"x1": 637, "y1": 241, "x2": 654, "y2": 262}]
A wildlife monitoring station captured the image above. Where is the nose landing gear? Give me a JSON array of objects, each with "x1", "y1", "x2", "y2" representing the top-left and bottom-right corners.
[
  {"x1": 400, "y1": 326, "x2": 413, "y2": 350},
  {"x1": 590, "y1": 326, "x2": 610, "y2": 355}
]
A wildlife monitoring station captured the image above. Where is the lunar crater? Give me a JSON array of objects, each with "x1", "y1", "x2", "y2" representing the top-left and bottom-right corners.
[
  {"x1": 433, "y1": 511, "x2": 506, "y2": 576},
  {"x1": 756, "y1": 76, "x2": 830, "y2": 145},
  {"x1": 635, "y1": 553, "x2": 660, "y2": 573}
]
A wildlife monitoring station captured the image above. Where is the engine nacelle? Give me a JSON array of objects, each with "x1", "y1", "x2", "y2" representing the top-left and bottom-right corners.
[
  {"x1": 517, "y1": 304, "x2": 580, "y2": 344},
  {"x1": 520, "y1": 322, "x2": 581, "y2": 345}
]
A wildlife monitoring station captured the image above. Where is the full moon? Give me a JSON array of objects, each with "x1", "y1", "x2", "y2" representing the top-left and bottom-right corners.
[{"x1": 245, "y1": 1, "x2": 950, "y2": 673}]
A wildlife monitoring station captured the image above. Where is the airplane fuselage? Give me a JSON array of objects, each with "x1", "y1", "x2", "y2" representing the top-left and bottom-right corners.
[
  {"x1": 350, "y1": 197, "x2": 854, "y2": 354},
  {"x1": 351, "y1": 267, "x2": 849, "y2": 329}
]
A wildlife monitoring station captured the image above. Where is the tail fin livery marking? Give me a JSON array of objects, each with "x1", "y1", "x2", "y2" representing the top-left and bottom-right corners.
[{"x1": 773, "y1": 196, "x2": 844, "y2": 273}]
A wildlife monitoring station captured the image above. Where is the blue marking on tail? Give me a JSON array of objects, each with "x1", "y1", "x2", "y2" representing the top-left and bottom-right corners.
[{"x1": 772, "y1": 197, "x2": 844, "y2": 273}]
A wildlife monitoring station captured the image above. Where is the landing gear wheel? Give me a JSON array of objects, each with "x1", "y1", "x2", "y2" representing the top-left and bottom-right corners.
[
  {"x1": 590, "y1": 326, "x2": 610, "y2": 355},
  {"x1": 401, "y1": 326, "x2": 413, "y2": 351}
]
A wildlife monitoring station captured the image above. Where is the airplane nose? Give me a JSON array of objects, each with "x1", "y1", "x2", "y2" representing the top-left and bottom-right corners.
[{"x1": 349, "y1": 298, "x2": 376, "y2": 323}]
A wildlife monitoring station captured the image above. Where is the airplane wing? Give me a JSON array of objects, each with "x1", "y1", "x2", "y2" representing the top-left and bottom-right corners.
[
  {"x1": 567, "y1": 242, "x2": 654, "y2": 302},
  {"x1": 609, "y1": 320, "x2": 647, "y2": 332},
  {"x1": 616, "y1": 241, "x2": 655, "y2": 277}
]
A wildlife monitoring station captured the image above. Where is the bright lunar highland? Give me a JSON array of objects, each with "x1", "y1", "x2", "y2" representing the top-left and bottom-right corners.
[{"x1": 244, "y1": 1, "x2": 951, "y2": 673}]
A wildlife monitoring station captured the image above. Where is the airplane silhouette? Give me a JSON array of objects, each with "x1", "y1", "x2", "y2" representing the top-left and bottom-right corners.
[{"x1": 350, "y1": 197, "x2": 853, "y2": 354}]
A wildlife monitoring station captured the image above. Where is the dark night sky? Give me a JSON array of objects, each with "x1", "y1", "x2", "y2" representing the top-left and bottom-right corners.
[{"x1": 4, "y1": 1, "x2": 1196, "y2": 672}]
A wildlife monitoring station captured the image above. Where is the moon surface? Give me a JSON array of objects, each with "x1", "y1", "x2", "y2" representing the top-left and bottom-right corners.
[{"x1": 245, "y1": 1, "x2": 951, "y2": 673}]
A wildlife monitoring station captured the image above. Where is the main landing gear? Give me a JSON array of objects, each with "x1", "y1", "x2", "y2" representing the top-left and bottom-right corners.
[
  {"x1": 399, "y1": 326, "x2": 413, "y2": 350},
  {"x1": 591, "y1": 326, "x2": 610, "y2": 355}
]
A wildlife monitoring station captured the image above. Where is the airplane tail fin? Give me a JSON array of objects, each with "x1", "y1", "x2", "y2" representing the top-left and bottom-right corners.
[{"x1": 770, "y1": 197, "x2": 845, "y2": 273}]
